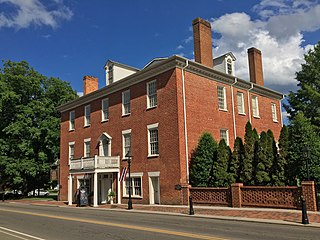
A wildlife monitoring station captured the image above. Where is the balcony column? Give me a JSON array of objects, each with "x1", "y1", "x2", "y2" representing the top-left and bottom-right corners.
[
  {"x1": 68, "y1": 174, "x2": 73, "y2": 205},
  {"x1": 93, "y1": 171, "x2": 98, "y2": 207}
]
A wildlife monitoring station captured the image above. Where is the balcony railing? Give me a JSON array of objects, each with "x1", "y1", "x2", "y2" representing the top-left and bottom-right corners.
[{"x1": 70, "y1": 156, "x2": 120, "y2": 171}]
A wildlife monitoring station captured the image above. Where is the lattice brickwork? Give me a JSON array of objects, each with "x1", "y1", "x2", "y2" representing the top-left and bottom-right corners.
[
  {"x1": 190, "y1": 187, "x2": 230, "y2": 206},
  {"x1": 241, "y1": 186, "x2": 301, "y2": 209}
]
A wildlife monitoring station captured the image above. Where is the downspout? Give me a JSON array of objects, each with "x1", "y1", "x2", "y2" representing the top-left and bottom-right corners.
[
  {"x1": 231, "y1": 78, "x2": 238, "y2": 140},
  {"x1": 279, "y1": 96, "x2": 285, "y2": 127},
  {"x1": 247, "y1": 83, "x2": 254, "y2": 123},
  {"x1": 181, "y1": 59, "x2": 189, "y2": 183}
]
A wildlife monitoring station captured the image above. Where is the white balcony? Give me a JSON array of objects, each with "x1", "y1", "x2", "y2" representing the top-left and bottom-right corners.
[{"x1": 69, "y1": 156, "x2": 120, "y2": 171}]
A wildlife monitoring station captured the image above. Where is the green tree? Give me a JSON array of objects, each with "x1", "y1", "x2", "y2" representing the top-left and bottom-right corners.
[
  {"x1": 0, "y1": 60, "x2": 78, "y2": 193},
  {"x1": 241, "y1": 122, "x2": 257, "y2": 185},
  {"x1": 212, "y1": 139, "x2": 231, "y2": 187},
  {"x1": 272, "y1": 126, "x2": 288, "y2": 186},
  {"x1": 287, "y1": 113, "x2": 320, "y2": 184},
  {"x1": 189, "y1": 132, "x2": 218, "y2": 187},
  {"x1": 285, "y1": 42, "x2": 320, "y2": 129},
  {"x1": 229, "y1": 137, "x2": 245, "y2": 184},
  {"x1": 254, "y1": 131, "x2": 271, "y2": 185}
]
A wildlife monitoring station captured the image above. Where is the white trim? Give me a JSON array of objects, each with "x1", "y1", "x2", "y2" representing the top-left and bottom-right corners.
[
  {"x1": 84, "y1": 138, "x2": 91, "y2": 142},
  {"x1": 148, "y1": 171, "x2": 160, "y2": 177},
  {"x1": 122, "y1": 129, "x2": 132, "y2": 135},
  {"x1": 279, "y1": 99, "x2": 283, "y2": 127},
  {"x1": 128, "y1": 172, "x2": 143, "y2": 177},
  {"x1": 147, "y1": 123, "x2": 159, "y2": 129},
  {"x1": 122, "y1": 172, "x2": 143, "y2": 198}
]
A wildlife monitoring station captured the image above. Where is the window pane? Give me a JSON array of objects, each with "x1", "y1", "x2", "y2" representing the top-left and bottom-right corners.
[
  {"x1": 69, "y1": 145, "x2": 74, "y2": 160},
  {"x1": 123, "y1": 91, "x2": 130, "y2": 115},
  {"x1": 149, "y1": 128, "x2": 159, "y2": 155},
  {"x1": 85, "y1": 105, "x2": 91, "y2": 125},
  {"x1": 220, "y1": 129, "x2": 229, "y2": 145},
  {"x1": 85, "y1": 141, "x2": 90, "y2": 157},
  {"x1": 147, "y1": 81, "x2": 157, "y2": 108},
  {"x1": 237, "y1": 92, "x2": 244, "y2": 114},
  {"x1": 102, "y1": 99, "x2": 109, "y2": 120},
  {"x1": 272, "y1": 103, "x2": 277, "y2": 121},
  {"x1": 218, "y1": 86, "x2": 226, "y2": 110},
  {"x1": 124, "y1": 133, "x2": 131, "y2": 157},
  {"x1": 70, "y1": 111, "x2": 75, "y2": 129},
  {"x1": 252, "y1": 96, "x2": 259, "y2": 117}
]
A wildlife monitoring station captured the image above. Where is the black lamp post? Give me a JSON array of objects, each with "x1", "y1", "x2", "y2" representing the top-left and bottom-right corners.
[
  {"x1": 302, "y1": 145, "x2": 310, "y2": 181},
  {"x1": 125, "y1": 150, "x2": 133, "y2": 210}
]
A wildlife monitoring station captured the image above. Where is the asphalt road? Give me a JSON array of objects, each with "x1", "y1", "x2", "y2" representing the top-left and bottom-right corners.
[{"x1": 0, "y1": 202, "x2": 318, "y2": 240}]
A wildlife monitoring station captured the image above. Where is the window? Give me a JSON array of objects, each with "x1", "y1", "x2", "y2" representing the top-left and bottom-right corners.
[
  {"x1": 84, "y1": 105, "x2": 91, "y2": 126},
  {"x1": 148, "y1": 123, "x2": 159, "y2": 156},
  {"x1": 217, "y1": 86, "x2": 227, "y2": 110},
  {"x1": 84, "y1": 139, "x2": 91, "y2": 158},
  {"x1": 237, "y1": 92, "x2": 245, "y2": 114},
  {"x1": 271, "y1": 103, "x2": 278, "y2": 122},
  {"x1": 227, "y1": 58, "x2": 232, "y2": 75},
  {"x1": 122, "y1": 129, "x2": 131, "y2": 158},
  {"x1": 122, "y1": 90, "x2": 130, "y2": 115},
  {"x1": 124, "y1": 175, "x2": 142, "y2": 197},
  {"x1": 69, "y1": 111, "x2": 75, "y2": 130},
  {"x1": 220, "y1": 129, "x2": 229, "y2": 145},
  {"x1": 252, "y1": 96, "x2": 260, "y2": 118},
  {"x1": 147, "y1": 80, "x2": 157, "y2": 108},
  {"x1": 102, "y1": 98, "x2": 109, "y2": 121},
  {"x1": 68, "y1": 142, "x2": 75, "y2": 164}
]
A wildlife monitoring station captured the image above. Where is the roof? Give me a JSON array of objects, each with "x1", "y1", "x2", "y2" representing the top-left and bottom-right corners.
[
  {"x1": 57, "y1": 55, "x2": 283, "y2": 112},
  {"x1": 143, "y1": 57, "x2": 169, "y2": 69},
  {"x1": 103, "y1": 59, "x2": 140, "y2": 72},
  {"x1": 213, "y1": 52, "x2": 236, "y2": 61}
]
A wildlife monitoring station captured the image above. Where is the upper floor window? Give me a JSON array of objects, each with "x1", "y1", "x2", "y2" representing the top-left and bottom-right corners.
[
  {"x1": 148, "y1": 123, "x2": 159, "y2": 157},
  {"x1": 102, "y1": 98, "x2": 109, "y2": 121},
  {"x1": 84, "y1": 138, "x2": 91, "y2": 158},
  {"x1": 220, "y1": 129, "x2": 229, "y2": 146},
  {"x1": 147, "y1": 80, "x2": 157, "y2": 108},
  {"x1": 217, "y1": 86, "x2": 227, "y2": 110},
  {"x1": 237, "y1": 92, "x2": 245, "y2": 114},
  {"x1": 227, "y1": 58, "x2": 232, "y2": 75},
  {"x1": 69, "y1": 110, "x2": 75, "y2": 130},
  {"x1": 252, "y1": 96, "x2": 260, "y2": 118},
  {"x1": 122, "y1": 90, "x2": 130, "y2": 115},
  {"x1": 84, "y1": 105, "x2": 91, "y2": 126},
  {"x1": 69, "y1": 142, "x2": 75, "y2": 164},
  {"x1": 271, "y1": 103, "x2": 278, "y2": 122},
  {"x1": 122, "y1": 129, "x2": 131, "y2": 159}
]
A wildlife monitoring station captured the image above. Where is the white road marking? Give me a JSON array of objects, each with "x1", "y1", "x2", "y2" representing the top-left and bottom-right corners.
[{"x1": 0, "y1": 226, "x2": 45, "y2": 240}]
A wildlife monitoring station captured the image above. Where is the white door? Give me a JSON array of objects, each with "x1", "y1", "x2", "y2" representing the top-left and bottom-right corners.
[{"x1": 149, "y1": 177, "x2": 160, "y2": 204}]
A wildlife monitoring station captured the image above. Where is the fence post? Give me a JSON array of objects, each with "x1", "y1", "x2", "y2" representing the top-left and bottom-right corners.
[
  {"x1": 301, "y1": 181, "x2": 317, "y2": 211},
  {"x1": 231, "y1": 183, "x2": 243, "y2": 208}
]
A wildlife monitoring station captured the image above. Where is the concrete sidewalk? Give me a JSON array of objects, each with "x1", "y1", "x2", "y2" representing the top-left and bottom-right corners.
[{"x1": 6, "y1": 199, "x2": 320, "y2": 227}]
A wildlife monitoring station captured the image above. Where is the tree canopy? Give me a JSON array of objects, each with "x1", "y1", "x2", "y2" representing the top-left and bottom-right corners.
[{"x1": 0, "y1": 60, "x2": 78, "y2": 193}]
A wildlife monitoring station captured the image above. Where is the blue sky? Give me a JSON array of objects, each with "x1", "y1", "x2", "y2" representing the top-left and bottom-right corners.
[{"x1": 1, "y1": 0, "x2": 320, "y2": 117}]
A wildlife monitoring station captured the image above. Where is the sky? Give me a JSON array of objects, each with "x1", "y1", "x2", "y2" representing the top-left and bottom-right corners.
[{"x1": 1, "y1": 0, "x2": 320, "y2": 119}]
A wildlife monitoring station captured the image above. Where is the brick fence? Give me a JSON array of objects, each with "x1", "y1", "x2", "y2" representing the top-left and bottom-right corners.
[{"x1": 189, "y1": 181, "x2": 317, "y2": 211}]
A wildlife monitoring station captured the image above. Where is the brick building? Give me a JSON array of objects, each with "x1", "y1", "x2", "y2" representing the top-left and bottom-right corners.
[{"x1": 57, "y1": 18, "x2": 283, "y2": 206}]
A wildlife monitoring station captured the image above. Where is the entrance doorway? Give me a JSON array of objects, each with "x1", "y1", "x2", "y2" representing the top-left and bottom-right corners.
[
  {"x1": 99, "y1": 173, "x2": 113, "y2": 204},
  {"x1": 149, "y1": 176, "x2": 160, "y2": 204}
]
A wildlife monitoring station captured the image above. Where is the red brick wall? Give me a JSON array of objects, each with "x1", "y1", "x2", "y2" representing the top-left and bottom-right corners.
[{"x1": 60, "y1": 69, "x2": 185, "y2": 204}]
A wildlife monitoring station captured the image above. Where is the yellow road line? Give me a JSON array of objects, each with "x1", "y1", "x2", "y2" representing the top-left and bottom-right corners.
[{"x1": 0, "y1": 208, "x2": 226, "y2": 240}]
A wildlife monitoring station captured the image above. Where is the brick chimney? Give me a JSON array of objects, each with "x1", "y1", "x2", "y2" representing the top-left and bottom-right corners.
[
  {"x1": 247, "y1": 47, "x2": 264, "y2": 86},
  {"x1": 193, "y1": 17, "x2": 213, "y2": 68},
  {"x1": 83, "y1": 76, "x2": 98, "y2": 95}
]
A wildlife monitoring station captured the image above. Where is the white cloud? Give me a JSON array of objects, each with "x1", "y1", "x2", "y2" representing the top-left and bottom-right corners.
[
  {"x1": 176, "y1": 45, "x2": 184, "y2": 50},
  {"x1": 208, "y1": 0, "x2": 320, "y2": 94},
  {"x1": 0, "y1": 0, "x2": 73, "y2": 29}
]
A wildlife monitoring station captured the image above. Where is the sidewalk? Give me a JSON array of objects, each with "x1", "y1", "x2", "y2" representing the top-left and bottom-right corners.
[{"x1": 7, "y1": 199, "x2": 320, "y2": 227}]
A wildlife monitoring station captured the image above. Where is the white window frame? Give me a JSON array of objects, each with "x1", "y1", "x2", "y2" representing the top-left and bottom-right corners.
[
  {"x1": 147, "y1": 80, "x2": 157, "y2": 109},
  {"x1": 271, "y1": 103, "x2": 278, "y2": 122},
  {"x1": 252, "y1": 96, "x2": 260, "y2": 118},
  {"x1": 122, "y1": 90, "x2": 130, "y2": 116},
  {"x1": 84, "y1": 138, "x2": 91, "y2": 158},
  {"x1": 123, "y1": 172, "x2": 143, "y2": 198},
  {"x1": 147, "y1": 123, "x2": 159, "y2": 157},
  {"x1": 226, "y1": 58, "x2": 233, "y2": 75},
  {"x1": 84, "y1": 105, "x2": 91, "y2": 126},
  {"x1": 68, "y1": 142, "x2": 75, "y2": 165},
  {"x1": 220, "y1": 129, "x2": 229, "y2": 146},
  {"x1": 217, "y1": 86, "x2": 227, "y2": 111},
  {"x1": 69, "y1": 110, "x2": 75, "y2": 130},
  {"x1": 122, "y1": 129, "x2": 132, "y2": 159},
  {"x1": 101, "y1": 98, "x2": 109, "y2": 122},
  {"x1": 237, "y1": 92, "x2": 245, "y2": 115}
]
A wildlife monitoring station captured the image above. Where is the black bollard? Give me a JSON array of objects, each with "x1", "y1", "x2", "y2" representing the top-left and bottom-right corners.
[
  {"x1": 301, "y1": 196, "x2": 309, "y2": 224},
  {"x1": 189, "y1": 195, "x2": 194, "y2": 215},
  {"x1": 2, "y1": 193, "x2": 4, "y2": 202}
]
